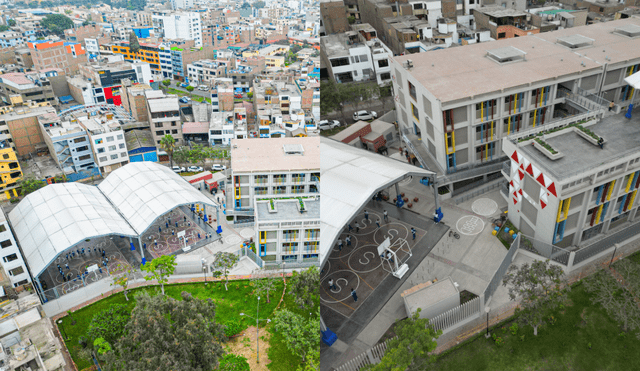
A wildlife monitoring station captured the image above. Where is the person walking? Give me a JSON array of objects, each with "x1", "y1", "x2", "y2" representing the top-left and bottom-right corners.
[
  {"x1": 364, "y1": 210, "x2": 369, "y2": 221},
  {"x1": 348, "y1": 223, "x2": 353, "y2": 232},
  {"x1": 351, "y1": 288, "x2": 358, "y2": 302},
  {"x1": 383, "y1": 210, "x2": 388, "y2": 222},
  {"x1": 376, "y1": 218, "x2": 381, "y2": 228},
  {"x1": 345, "y1": 235, "x2": 351, "y2": 247},
  {"x1": 337, "y1": 239, "x2": 343, "y2": 251},
  {"x1": 328, "y1": 279, "x2": 336, "y2": 290},
  {"x1": 386, "y1": 252, "x2": 394, "y2": 263},
  {"x1": 355, "y1": 221, "x2": 360, "y2": 232},
  {"x1": 411, "y1": 227, "x2": 416, "y2": 240},
  {"x1": 609, "y1": 101, "x2": 615, "y2": 112}
]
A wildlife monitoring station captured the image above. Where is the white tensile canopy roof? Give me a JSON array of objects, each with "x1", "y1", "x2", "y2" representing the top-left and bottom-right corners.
[
  {"x1": 98, "y1": 162, "x2": 215, "y2": 235},
  {"x1": 320, "y1": 138, "x2": 434, "y2": 266},
  {"x1": 624, "y1": 70, "x2": 640, "y2": 89},
  {"x1": 9, "y1": 162, "x2": 218, "y2": 278},
  {"x1": 9, "y1": 183, "x2": 137, "y2": 278}
]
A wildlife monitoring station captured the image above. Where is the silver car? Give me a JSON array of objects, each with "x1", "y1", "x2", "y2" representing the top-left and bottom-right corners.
[{"x1": 353, "y1": 110, "x2": 378, "y2": 121}]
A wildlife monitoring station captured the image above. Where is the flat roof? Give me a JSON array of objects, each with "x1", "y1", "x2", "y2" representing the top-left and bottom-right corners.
[
  {"x1": 182, "y1": 121, "x2": 209, "y2": 134},
  {"x1": 255, "y1": 197, "x2": 320, "y2": 222},
  {"x1": 231, "y1": 137, "x2": 320, "y2": 173},
  {"x1": 516, "y1": 113, "x2": 640, "y2": 182},
  {"x1": 395, "y1": 18, "x2": 640, "y2": 104},
  {"x1": 402, "y1": 277, "x2": 459, "y2": 316},
  {"x1": 148, "y1": 97, "x2": 179, "y2": 112}
]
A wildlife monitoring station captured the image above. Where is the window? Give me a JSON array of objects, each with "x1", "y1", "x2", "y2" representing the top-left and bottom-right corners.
[
  {"x1": 0, "y1": 225, "x2": 5, "y2": 233},
  {"x1": 119, "y1": 143, "x2": 125, "y2": 149},
  {"x1": 73, "y1": 137, "x2": 86, "y2": 143},
  {"x1": 330, "y1": 57, "x2": 350, "y2": 67},
  {"x1": 156, "y1": 130, "x2": 164, "y2": 136},
  {"x1": 3, "y1": 253, "x2": 17, "y2": 262},
  {"x1": 0, "y1": 240, "x2": 11, "y2": 248},
  {"x1": 408, "y1": 81, "x2": 416, "y2": 100},
  {"x1": 8, "y1": 267, "x2": 23, "y2": 276},
  {"x1": 381, "y1": 72, "x2": 391, "y2": 80},
  {"x1": 172, "y1": 122, "x2": 177, "y2": 126},
  {"x1": 378, "y1": 59, "x2": 389, "y2": 68},
  {"x1": 106, "y1": 136, "x2": 114, "y2": 142},
  {"x1": 110, "y1": 154, "x2": 118, "y2": 160},
  {"x1": 155, "y1": 123, "x2": 163, "y2": 128},
  {"x1": 98, "y1": 147, "x2": 105, "y2": 153},
  {"x1": 95, "y1": 138, "x2": 103, "y2": 144},
  {"x1": 412, "y1": 103, "x2": 420, "y2": 120},
  {"x1": 121, "y1": 152, "x2": 127, "y2": 157},
  {"x1": 172, "y1": 129, "x2": 178, "y2": 134},
  {"x1": 498, "y1": 32, "x2": 506, "y2": 39},
  {"x1": 79, "y1": 155, "x2": 91, "y2": 161},
  {"x1": 108, "y1": 145, "x2": 117, "y2": 151},
  {"x1": 99, "y1": 156, "x2": 107, "y2": 162},
  {"x1": 117, "y1": 134, "x2": 123, "y2": 140}
]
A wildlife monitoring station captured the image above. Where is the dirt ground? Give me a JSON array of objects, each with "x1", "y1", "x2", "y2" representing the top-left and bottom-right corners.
[{"x1": 225, "y1": 326, "x2": 271, "y2": 370}]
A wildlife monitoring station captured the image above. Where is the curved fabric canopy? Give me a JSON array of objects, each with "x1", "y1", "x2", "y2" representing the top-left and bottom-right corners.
[
  {"x1": 9, "y1": 183, "x2": 137, "y2": 278},
  {"x1": 320, "y1": 138, "x2": 435, "y2": 266},
  {"x1": 97, "y1": 161, "x2": 216, "y2": 235}
]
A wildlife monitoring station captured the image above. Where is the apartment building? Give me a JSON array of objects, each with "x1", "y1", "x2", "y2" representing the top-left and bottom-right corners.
[
  {"x1": 121, "y1": 82, "x2": 153, "y2": 122},
  {"x1": 77, "y1": 116, "x2": 129, "y2": 174},
  {"x1": 110, "y1": 41, "x2": 161, "y2": 75},
  {"x1": 473, "y1": 7, "x2": 540, "y2": 40},
  {"x1": 0, "y1": 31, "x2": 24, "y2": 48},
  {"x1": 38, "y1": 112, "x2": 97, "y2": 175},
  {"x1": 211, "y1": 79, "x2": 234, "y2": 113},
  {"x1": 0, "y1": 72, "x2": 57, "y2": 107},
  {"x1": 14, "y1": 47, "x2": 33, "y2": 69},
  {"x1": 186, "y1": 59, "x2": 232, "y2": 85},
  {"x1": 145, "y1": 90, "x2": 183, "y2": 146},
  {"x1": 63, "y1": 24, "x2": 104, "y2": 46},
  {"x1": 0, "y1": 209, "x2": 30, "y2": 288},
  {"x1": 501, "y1": 114, "x2": 640, "y2": 249},
  {"x1": 0, "y1": 103, "x2": 55, "y2": 156},
  {"x1": 0, "y1": 136, "x2": 22, "y2": 200},
  {"x1": 294, "y1": 77, "x2": 320, "y2": 120},
  {"x1": 390, "y1": 18, "x2": 640, "y2": 174},
  {"x1": 320, "y1": 32, "x2": 376, "y2": 83},
  {"x1": 153, "y1": 12, "x2": 203, "y2": 47},
  {"x1": 209, "y1": 112, "x2": 234, "y2": 145},
  {"x1": 27, "y1": 40, "x2": 87, "y2": 75}
]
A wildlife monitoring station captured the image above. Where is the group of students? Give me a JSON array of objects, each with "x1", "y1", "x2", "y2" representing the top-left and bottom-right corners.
[
  {"x1": 327, "y1": 279, "x2": 358, "y2": 302},
  {"x1": 56, "y1": 247, "x2": 110, "y2": 283}
]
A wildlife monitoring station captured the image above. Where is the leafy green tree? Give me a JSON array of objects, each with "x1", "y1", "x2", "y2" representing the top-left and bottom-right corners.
[
  {"x1": 110, "y1": 264, "x2": 135, "y2": 301},
  {"x1": 159, "y1": 134, "x2": 176, "y2": 168},
  {"x1": 584, "y1": 261, "x2": 640, "y2": 337},
  {"x1": 347, "y1": 16, "x2": 356, "y2": 24},
  {"x1": 128, "y1": 31, "x2": 140, "y2": 55},
  {"x1": 288, "y1": 266, "x2": 319, "y2": 309},
  {"x1": 103, "y1": 291, "x2": 226, "y2": 371},
  {"x1": 247, "y1": 91, "x2": 253, "y2": 98},
  {"x1": 272, "y1": 310, "x2": 319, "y2": 364},
  {"x1": 82, "y1": 20, "x2": 90, "y2": 26},
  {"x1": 365, "y1": 309, "x2": 441, "y2": 370},
  {"x1": 186, "y1": 85, "x2": 195, "y2": 92},
  {"x1": 240, "y1": 2, "x2": 250, "y2": 8},
  {"x1": 94, "y1": 337, "x2": 112, "y2": 356},
  {"x1": 141, "y1": 254, "x2": 176, "y2": 295},
  {"x1": 251, "y1": 270, "x2": 279, "y2": 303},
  {"x1": 219, "y1": 354, "x2": 250, "y2": 371},
  {"x1": 0, "y1": 25, "x2": 9, "y2": 32},
  {"x1": 502, "y1": 259, "x2": 569, "y2": 336},
  {"x1": 7, "y1": 19, "x2": 16, "y2": 27},
  {"x1": 18, "y1": 177, "x2": 46, "y2": 196},
  {"x1": 162, "y1": 79, "x2": 171, "y2": 86},
  {"x1": 172, "y1": 146, "x2": 190, "y2": 168},
  {"x1": 211, "y1": 252, "x2": 238, "y2": 291},
  {"x1": 41, "y1": 14, "x2": 74, "y2": 35},
  {"x1": 86, "y1": 304, "x2": 129, "y2": 344},
  {"x1": 378, "y1": 83, "x2": 393, "y2": 111},
  {"x1": 253, "y1": 0, "x2": 265, "y2": 8},
  {"x1": 130, "y1": 0, "x2": 146, "y2": 10}
]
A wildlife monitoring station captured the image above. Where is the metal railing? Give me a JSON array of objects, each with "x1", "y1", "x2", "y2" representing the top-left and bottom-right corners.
[
  {"x1": 519, "y1": 234, "x2": 571, "y2": 265},
  {"x1": 402, "y1": 133, "x2": 429, "y2": 171},
  {"x1": 507, "y1": 111, "x2": 596, "y2": 143},
  {"x1": 574, "y1": 219, "x2": 640, "y2": 265},
  {"x1": 235, "y1": 246, "x2": 264, "y2": 268},
  {"x1": 453, "y1": 179, "x2": 507, "y2": 205},
  {"x1": 484, "y1": 233, "x2": 520, "y2": 301},
  {"x1": 438, "y1": 160, "x2": 506, "y2": 184}
]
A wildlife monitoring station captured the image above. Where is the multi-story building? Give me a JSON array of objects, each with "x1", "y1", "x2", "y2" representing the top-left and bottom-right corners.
[
  {"x1": 110, "y1": 41, "x2": 161, "y2": 75},
  {"x1": 38, "y1": 112, "x2": 97, "y2": 175},
  {"x1": 0, "y1": 72, "x2": 57, "y2": 107},
  {"x1": 0, "y1": 209, "x2": 30, "y2": 288},
  {"x1": 473, "y1": 7, "x2": 539, "y2": 40},
  {"x1": 171, "y1": 0, "x2": 194, "y2": 10},
  {"x1": 153, "y1": 12, "x2": 203, "y2": 47},
  {"x1": 211, "y1": 79, "x2": 234, "y2": 112},
  {"x1": 121, "y1": 82, "x2": 153, "y2": 122},
  {"x1": 63, "y1": 24, "x2": 105, "y2": 46},
  {"x1": 0, "y1": 32, "x2": 24, "y2": 48},
  {"x1": 209, "y1": 112, "x2": 235, "y2": 145},
  {"x1": 78, "y1": 116, "x2": 129, "y2": 174},
  {"x1": 27, "y1": 40, "x2": 87, "y2": 75},
  {"x1": 0, "y1": 103, "x2": 55, "y2": 156},
  {"x1": 145, "y1": 90, "x2": 183, "y2": 146},
  {"x1": 501, "y1": 114, "x2": 640, "y2": 249},
  {"x1": 390, "y1": 18, "x2": 640, "y2": 175},
  {"x1": 295, "y1": 77, "x2": 320, "y2": 121},
  {"x1": 0, "y1": 136, "x2": 22, "y2": 200},
  {"x1": 320, "y1": 32, "x2": 375, "y2": 83},
  {"x1": 186, "y1": 59, "x2": 232, "y2": 85},
  {"x1": 14, "y1": 47, "x2": 33, "y2": 69}
]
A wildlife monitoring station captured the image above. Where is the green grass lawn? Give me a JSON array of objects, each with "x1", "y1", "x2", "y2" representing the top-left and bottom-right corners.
[
  {"x1": 61, "y1": 280, "x2": 284, "y2": 370},
  {"x1": 431, "y1": 282, "x2": 640, "y2": 370},
  {"x1": 266, "y1": 290, "x2": 319, "y2": 371}
]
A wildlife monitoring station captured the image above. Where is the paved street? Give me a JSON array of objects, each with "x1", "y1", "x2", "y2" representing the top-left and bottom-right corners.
[{"x1": 322, "y1": 101, "x2": 393, "y2": 124}]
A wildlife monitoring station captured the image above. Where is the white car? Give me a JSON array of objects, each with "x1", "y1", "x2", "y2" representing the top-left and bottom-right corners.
[
  {"x1": 198, "y1": 85, "x2": 208, "y2": 91},
  {"x1": 212, "y1": 164, "x2": 227, "y2": 171},
  {"x1": 317, "y1": 120, "x2": 340, "y2": 131},
  {"x1": 187, "y1": 166, "x2": 204, "y2": 172},
  {"x1": 353, "y1": 110, "x2": 378, "y2": 121},
  {"x1": 172, "y1": 166, "x2": 185, "y2": 173}
]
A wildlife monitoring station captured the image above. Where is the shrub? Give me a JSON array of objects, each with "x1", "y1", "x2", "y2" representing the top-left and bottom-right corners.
[
  {"x1": 224, "y1": 319, "x2": 243, "y2": 337},
  {"x1": 510, "y1": 323, "x2": 519, "y2": 336},
  {"x1": 495, "y1": 337, "x2": 504, "y2": 347},
  {"x1": 219, "y1": 354, "x2": 250, "y2": 371}
]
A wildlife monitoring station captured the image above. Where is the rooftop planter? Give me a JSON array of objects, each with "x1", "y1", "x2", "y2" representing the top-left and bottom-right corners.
[
  {"x1": 268, "y1": 199, "x2": 277, "y2": 213},
  {"x1": 533, "y1": 138, "x2": 564, "y2": 160},
  {"x1": 573, "y1": 124, "x2": 606, "y2": 147},
  {"x1": 297, "y1": 197, "x2": 306, "y2": 212}
]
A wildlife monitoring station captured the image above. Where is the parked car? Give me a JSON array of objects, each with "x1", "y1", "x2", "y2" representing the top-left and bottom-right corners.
[
  {"x1": 318, "y1": 120, "x2": 340, "y2": 131},
  {"x1": 172, "y1": 166, "x2": 185, "y2": 173},
  {"x1": 180, "y1": 83, "x2": 189, "y2": 88},
  {"x1": 198, "y1": 85, "x2": 208, "y2": 91},
  {"x1": 212, "y1": 164, "x2": 227, "y2": 171},
  {"x1": 353, "y1": 110, "x2": 378, "y2": 121},
  {"x1": 234, "y1": 93, "x2": 243, "y2": 99},
  {"x1": 187, "y1": 166, "x2": 204, "y2": 172},
  {"x1": 179, "y1": 97, "x2": 190, "y2": 104}
]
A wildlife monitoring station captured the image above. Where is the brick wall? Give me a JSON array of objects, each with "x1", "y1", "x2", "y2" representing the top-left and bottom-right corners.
[
  {"x1": 7, "y1": 116, "x2": 44, "y2": 156},
  {"x1": 321, "y1": 1, "x2": 350, "y2": 34},
  {"x1": 342, "y1": 124, "x2": 372, "y2": 144}
]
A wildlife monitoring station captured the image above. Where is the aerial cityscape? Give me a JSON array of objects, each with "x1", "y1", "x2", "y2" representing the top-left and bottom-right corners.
[{"x1": 0, "y1": 0, "x2": 637, "y2": 369}]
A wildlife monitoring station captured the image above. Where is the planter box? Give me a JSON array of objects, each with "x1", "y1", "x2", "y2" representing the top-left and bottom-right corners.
[
  {"x1": 296, "y1": 199, "x2": 306, "y2": 212},
  {"x1": 268, "y1": 200, "x2": 277, "y2": 213},
  {"x1": 574, "y1": 127, "x2": 605, "y2": 147},
  {"x1": 532, "y1": 141, "x2": 564, "y2": 161}
]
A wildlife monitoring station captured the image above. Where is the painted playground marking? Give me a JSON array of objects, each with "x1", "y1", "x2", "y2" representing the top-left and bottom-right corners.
[
  {"x1": 373, "y1": 223, "x2": 409, "y2": 245},
  {"x1": 225, "y1": 235, "x2": 242, "y2": 245},
  {"x1": 471, "y1": 198, "x2": 498, "y2": 216},
  {"x1": 320, "y1": 269, "x2": 360, "y2": 304},
  {"x1": 348, "y1": 244, "x2": 383, "y2": 274},
  {"x1": 240, "y1": 228, "x2": 254, "y2": 238},
  {"x1": 456, "y1": 216, "x2": 485, "y2": 236}
]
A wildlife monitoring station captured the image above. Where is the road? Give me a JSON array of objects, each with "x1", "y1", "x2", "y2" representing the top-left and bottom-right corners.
[{"x1": 322, "y1": 102, "x2": 392, "y2": 124}]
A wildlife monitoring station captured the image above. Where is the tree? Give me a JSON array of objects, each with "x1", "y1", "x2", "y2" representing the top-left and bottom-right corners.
[
  {"x1": 365, "y1": 309, "x2": 440, "y2": 370},
  {"x1": 288, "y1": 266, "x2": 319, "y2": 309},
  {"x1": 584, "y1": 262, "x2": 640, "y2": 337},
  {"x1": 240, "y1": 2, "x2": 250, "y2": 8},
  {"x1": 130, "y1": 0, "x2": 146, "y2": 10},
  {"x1": 186, "y1": 85, "x2": 195, "y2": 92},
  {"x1": 94, "y1": 337, "x2": 112, "y2": 356},
  {"x1": 110, "y1": 264, "x2": 135, "y2": 301},
  {"x1": 251, "y1": 269, "x2": 279, "y2": 303},
  {"x1": 159, "y1": 134, "x2": 176, "y2": 168},
  {"x1": 128, "y1": 31, "x2": 140, "y2": 56},
  {"x1": 82, "y1": 20, "x2": 90, "y2": 26},
  {"x1": 272, "y1": 310, "x2": 319, "y2": 364},
  {"x1": 103, "y1": 291, "x2": 226, "y2": 371},
  {"x1": 253, "y1": 0, "x2": 265, "y2": 8},
  {"x1": 18, "y1": 177, "x2": 46, "y2": 196},
  {"x1": 0, "y1": 25, "x2": 9, "y2": 32},
  {"x1": 162, "y1": 79, "x2": 171, "y2": 86},
  {"x1": 41, "y1": 14, "x2": 74, "y2": 35},
  {"x1": 172, "y1": 146, "x2": 190, "y2": 168},
  {"x1": 347, "y1": 16, "x2": 356, "y2": 24},
  {"x1": 211, "y1": 252, "x2": 238, "y2": 291},
  {"x1": 247, "y1": 91, "x2": 253, "y2": 98},
  {"x1": 219, "y1": 354, "x2": 250, "y2": 371},
  {"x1": 378, "y1": 83, "x2": 393, "y2": 111},
  {"x1": 141, "y1": 254, "x2": 176, "y2": 295},
  {"x1": 502, "y1": 259, "x2": 570, "y2": 336},
  {"x1": 86, "y1": 304, "x2": 129, "y2": 344},
  {"x1": 7, "y1": 19, "x2": 16, "y2": 27}
]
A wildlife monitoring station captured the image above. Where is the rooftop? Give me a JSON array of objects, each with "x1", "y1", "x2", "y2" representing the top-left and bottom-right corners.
[
  {"x1": 516, "y1": 113, "x2": 640, "y2": 183},
  {"x1": 231, "y1": 137, "x2": 320, "y2": 173},
  {"x1": 474, "y1": 6, "x2": 528, "y2": 17},
  {"x1": 395, "y1": 18, "x2": 640, "y2": 104},
  {"x1": 255, "y1": 197, "x2": 320, "y2": 222},
  {"x1": 182, "y1": 121, "x2": 209, "y2": 134},
  {"x1": 124, "y1": 129, "x2": 155, "y2": 151}
]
